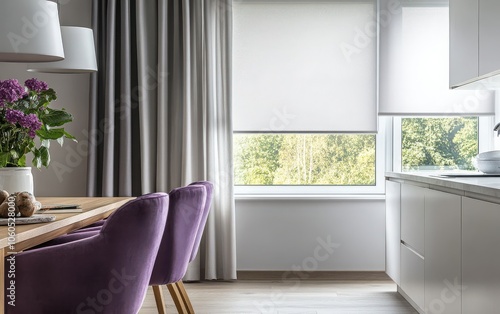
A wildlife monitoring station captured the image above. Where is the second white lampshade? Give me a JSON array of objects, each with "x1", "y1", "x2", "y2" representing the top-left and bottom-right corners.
[{"x1": 27, "y1": 26, "x2": 97, "y2": 73}]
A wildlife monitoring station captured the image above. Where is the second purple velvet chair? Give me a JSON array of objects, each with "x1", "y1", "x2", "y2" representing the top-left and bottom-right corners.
[{"x1": 150, "y1": 181, "x2": 214, "y2": 314}]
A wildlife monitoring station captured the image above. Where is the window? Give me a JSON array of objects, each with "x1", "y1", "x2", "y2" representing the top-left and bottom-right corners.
[
  {"x1": 393, "y1": 117, "x2": 493, "y2": 172},
  {"x1": 232, "y1": 0, "x2": 383, "y2": 195},
  {"x1": 232, "y1": 119, "x2": 387, "y2": 195},
  {"x1": 234, "y1": 134, "x2": 376, "y2": 186}
]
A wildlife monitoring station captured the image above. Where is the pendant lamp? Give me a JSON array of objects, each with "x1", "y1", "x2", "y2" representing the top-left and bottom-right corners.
[
  {"x1": 0, "y1": 0, "x2": 64, "y2": 62},
  {"x1": 27, "y1": 26, "x2": 97, "y2": 73}
]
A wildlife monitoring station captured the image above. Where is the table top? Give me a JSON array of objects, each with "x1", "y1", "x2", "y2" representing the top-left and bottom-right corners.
[{"x1": 0, "y1": 197, "x2": 133, "y2": 252}]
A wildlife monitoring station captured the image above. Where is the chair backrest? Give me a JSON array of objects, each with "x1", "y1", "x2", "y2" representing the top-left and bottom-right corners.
[
  {"x1": 149, "y1": 185, "x2": 206, "y2": 285},
  {"x1": 188, "y1": 181, "x2": 214, "y2": 262},
  {"x1": 7, "y1": 193, "x2": 169, "y2": 314}
]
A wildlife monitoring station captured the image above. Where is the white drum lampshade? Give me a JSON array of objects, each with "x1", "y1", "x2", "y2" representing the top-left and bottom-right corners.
[
  {"x1": 0, "y1": 0, "x2": 64, "y2": 62},
  {"x1": 28, "y1": 26, "x2": 97, "y2": 73}
]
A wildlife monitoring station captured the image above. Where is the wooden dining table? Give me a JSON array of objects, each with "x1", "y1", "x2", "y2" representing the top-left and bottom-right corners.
[{"x1": 0, "y1": 197, "x2": 134, "y2": 313}]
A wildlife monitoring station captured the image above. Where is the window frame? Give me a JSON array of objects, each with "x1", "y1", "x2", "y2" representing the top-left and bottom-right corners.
[
  {"x1": 392, "y1": 116, "x2": 495, "y2": 172},
  {"x1": 233, "y1": 118, "x2": 389, "y2": 196}
]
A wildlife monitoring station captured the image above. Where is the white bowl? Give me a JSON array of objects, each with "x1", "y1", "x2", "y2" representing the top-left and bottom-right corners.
[
  {"x1": 476, "y1": 152, "x2": 500, "y2": 173},
  {"x1": 476, "y1": 150, "x2": 500, "y2": 161}
]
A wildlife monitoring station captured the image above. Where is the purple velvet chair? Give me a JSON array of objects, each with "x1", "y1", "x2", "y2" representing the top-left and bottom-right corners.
[
  {"x1": 151, "y1": 181, "x2": 213, "y2": 314},
  {"x1": 4, "y1": 193, "x2": 169, "y2": 314},
  {"x1": 187, "y1": 181, "x2": 214, "y2": 263},
  {"x1": 149, "y1": 184, "x2": 209, "y2": 314}
]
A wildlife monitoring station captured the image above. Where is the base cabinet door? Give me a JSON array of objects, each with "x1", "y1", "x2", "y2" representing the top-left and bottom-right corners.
[
  {"x1": 462, "y1": 197, "x2": 500, "y2": 314},
  {"x1": 386, "y1": 180, "x2": 401, "y2": 285},
  {"x1": 401, "y1": 184, "x2": 425, "y2": 256},
  {"x1": 401, "y1": 243, "x2": 424, "y2": 311},
  {"x1": 424, "y1": 189, "x2": 461, "y2": 314}
]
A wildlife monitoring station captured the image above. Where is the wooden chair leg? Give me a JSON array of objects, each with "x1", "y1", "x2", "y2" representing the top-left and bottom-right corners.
[
  {"x1": 175, "y1": 281, "x2": 195, "y2": 314},
  {"x1": 167, "y1": 282, "x2": 189, "y2": 313},
  {"x1": 152, "y1": 285, "x2": 167, "y2": 314}
]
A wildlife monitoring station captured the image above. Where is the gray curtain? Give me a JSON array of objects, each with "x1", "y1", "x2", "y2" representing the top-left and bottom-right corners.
[{"x1": 88, "y1": 0, "x2": 236, "y2": 280}]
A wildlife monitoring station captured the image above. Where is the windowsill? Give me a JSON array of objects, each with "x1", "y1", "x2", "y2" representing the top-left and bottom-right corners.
[{"x1": 234, "y1": 194, "x2": 386, "y2": 201}]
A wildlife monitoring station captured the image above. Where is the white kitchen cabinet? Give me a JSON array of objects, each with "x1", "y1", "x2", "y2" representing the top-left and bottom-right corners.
[
  {"x1": 401, "y1": 184, "x2": 425, "y2": 256},
  {"x1": 450, "y1": 0, "x2": 500, "y2": 87},
  {"x1": 449, "y1": 0, "x2": 479, "y2": 87},
  {"x1": 385, "y1": 180, "x2": 400, "y2": 285},
  {"x1": 400, "y1": 183, "x2": 425, "y2": 311},
  {"x1": 478, "y1": 0, "x2": 500, "y2": 76},
  {"x1": 462, "y1": 197, "x2": 500, "y2": 314},
  {"x1": 424, "y1": 189, "x2": 461, "y2": 314},
  {"x1": 401, "y1": 243, "x2": 425, "y2": 311}
]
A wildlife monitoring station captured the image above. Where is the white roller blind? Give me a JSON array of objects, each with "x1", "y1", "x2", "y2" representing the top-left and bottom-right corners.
[
  {"x1": 233, "y1": 0, "x2": 377, "y2": 133},
  {"x1": 379, "y1": 1, "x2": 494, "y2": 116}
]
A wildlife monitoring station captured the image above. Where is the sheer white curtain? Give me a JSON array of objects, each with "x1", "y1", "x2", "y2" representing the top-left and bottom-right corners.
[{"x1": 89, "y1": 0, "x2": 236, "y2": 280}]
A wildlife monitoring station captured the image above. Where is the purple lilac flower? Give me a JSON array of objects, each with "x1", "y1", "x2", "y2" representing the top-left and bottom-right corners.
[
  {"x1": 25, "y1": 78, "x2": 48, "y2": 93},
  {"x1": 20, "y1": 113, "x2": 41, "y2": 129},
  {"x1": 20, "y1": 114, "x2": 42, "y2": 138},
  {"x1": 0, "y1": 79, "x2": 27, "y2": 106},
  {"x1": 5, "y1": 108, "x2": 25, "y2": 124}
]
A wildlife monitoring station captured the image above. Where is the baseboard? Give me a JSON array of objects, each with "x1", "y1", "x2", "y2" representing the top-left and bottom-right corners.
[
  {"x1": 237, "y1": 271, "x2": 391, "y2": 281},
  {"x1": 397, "y1": 285, "x2": 423, "y2": 313}
]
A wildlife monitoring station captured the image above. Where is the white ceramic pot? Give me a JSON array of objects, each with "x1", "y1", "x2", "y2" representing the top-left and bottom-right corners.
[{"x1": 0, "y1": 167, "x2": 34, "y2": 195}]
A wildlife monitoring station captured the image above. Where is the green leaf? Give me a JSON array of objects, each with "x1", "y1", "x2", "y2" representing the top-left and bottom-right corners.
[
  {"x1": 31, "y1": 149, "x2": 41, "y2": 169},
  {"x1": 64, "y1": 131, "x2": 77, "y2": 142},
  {"x1": 32, "y1": 156, "x2": 42, "y2": 169},
  {"x1": 41, "y1": 88, "x2": 57, "y2": 102},
  {"x1": 36, "y1": 128, "x2": 65, "y2": 140},
  {"x1": 40, "y1": 146, "x2": 50, "y2": 167},
  {"x1": 0, "y1": 152, "x2": 9, "y2": 168},
  {"x1": 17, "y1": 155, "x2": 26, "y2": 167},
  {"x1": 41, "y1": 139, "x2": 50, "y2": 148},
  {"x1": 9, "y1": 150, "x2": 19, "y2": 160},
  {"x1": 41, "y1": 108, "x2": 73, "y2": 127}
]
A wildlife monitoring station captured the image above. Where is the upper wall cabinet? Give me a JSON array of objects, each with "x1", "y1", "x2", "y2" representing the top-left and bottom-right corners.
[
  {"x1": 449, "y1": 0, "x2": 478, "y2": 87},
  {"x1": 478, "y1": 0, "x2": 500, "y2": 76},
  {"x1": 450, "y1": 0, "x2": 500, "y2": 89}
]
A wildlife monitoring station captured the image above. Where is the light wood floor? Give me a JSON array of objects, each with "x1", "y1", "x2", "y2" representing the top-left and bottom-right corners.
[{"x1": 139, "y1": 280, "x2": 418, "y2": 314}]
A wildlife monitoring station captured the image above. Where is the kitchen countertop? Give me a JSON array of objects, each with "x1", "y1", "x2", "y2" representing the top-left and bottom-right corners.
[{"x1": 386, "y1": 171, "x2": 500, "y2": 200}]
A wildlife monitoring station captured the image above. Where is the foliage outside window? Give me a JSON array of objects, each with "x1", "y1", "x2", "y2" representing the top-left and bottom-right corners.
[
  {"x1": 233, "y1": 134, "x2": 376, "y2": 186},
  {"x1": 401, "y1": 117, "x2": 478, "y2": 171}
]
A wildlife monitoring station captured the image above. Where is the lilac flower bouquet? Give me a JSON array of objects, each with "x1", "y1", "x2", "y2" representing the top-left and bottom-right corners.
[{"x1": 0, "y1": 78, "x2": 76, "y2": 168}]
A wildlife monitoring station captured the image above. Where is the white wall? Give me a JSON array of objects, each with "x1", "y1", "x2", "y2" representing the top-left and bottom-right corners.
[
  {"x1": 0, "y1": 0, "x2": 91, "y2": 197},
  {"x1": 236, "y1": 198, "x2": 386, "y2": 271}
]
